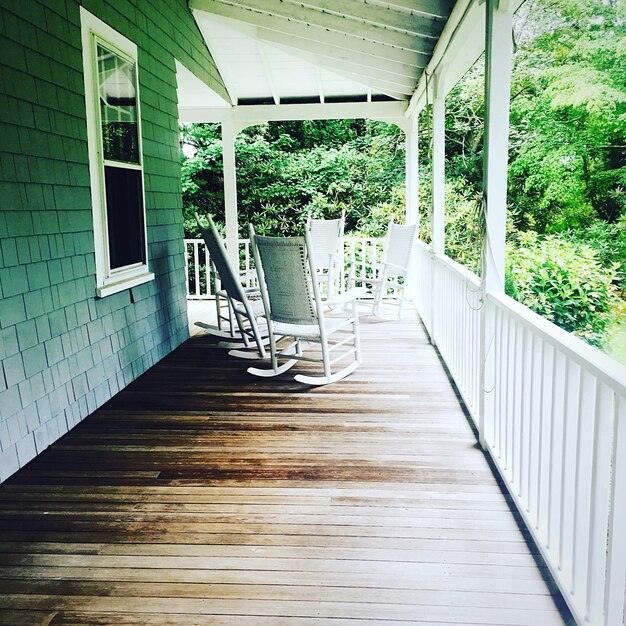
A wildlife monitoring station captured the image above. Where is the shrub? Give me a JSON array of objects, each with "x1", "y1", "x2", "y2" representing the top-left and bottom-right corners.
[
  {"x1": 565, "y1": 219, "x2": 626, "y2": 293},
  {"x1": 506, "y1": 231, "x2": 619, "y2": 346}
]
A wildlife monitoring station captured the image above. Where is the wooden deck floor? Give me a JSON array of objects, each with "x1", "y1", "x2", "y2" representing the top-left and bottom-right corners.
[{"x1": 0, "y1": 313, "x2": 570, "y2": 625}]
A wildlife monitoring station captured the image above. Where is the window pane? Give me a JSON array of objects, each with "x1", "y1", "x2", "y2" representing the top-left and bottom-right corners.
[
  {"x1": 97, "y1": 44, "x2": 139, "y2": 163},
  {"x1": 105, "y1": 166, "x2": 145, "y2": 269}
]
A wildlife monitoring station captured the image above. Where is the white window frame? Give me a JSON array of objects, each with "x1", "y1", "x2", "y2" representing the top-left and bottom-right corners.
[{"x1": 80, "y1": 8, "x2": 154, "y2": 298}]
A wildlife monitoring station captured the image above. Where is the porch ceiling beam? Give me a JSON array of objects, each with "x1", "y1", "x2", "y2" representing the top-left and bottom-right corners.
[
  {"x1": 257, "y1": 41, "x2": 280, "y2": 105},
  {"x1": 179, "y1": 100, "x2": 408, "y2": 124},
  {"x1": 284, "y1": 0, "x2": 445, "y2": 38},
  {"x1": 372, "y1": 0, "x2": 455, "y2": 20},
  {"x1": 315, "y1": 67, "x2": 325, "y2": 104},
  {"x1": 316, "y1": 65, "x2": 414, "y2": 97},
  {"x1": 190, "y1": 0, "x2": 435, "y2": 56},
  {"x1": 257, "y1": 29, "x2": 424, "y2": 79}
]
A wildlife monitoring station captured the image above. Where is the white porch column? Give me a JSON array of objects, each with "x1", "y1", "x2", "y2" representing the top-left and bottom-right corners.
[
  {"x1": 403, "y1": 113, "x2": 420, "y2": 307},
  {"x1": 428, "y1": 71, "x2": 446, "y2": 346},
  {"x1": 479, "y1": 0, "x2": 514, "y2": 446},
  {"x1": 431, "y1": 71, "x2": 446, "y2": 254},
  {"x1": 405, "y1": 113, "x2": 419, "y2": 226},
  {"x1": 221, "y1": 118, "x2": 239, "y2": 267}
]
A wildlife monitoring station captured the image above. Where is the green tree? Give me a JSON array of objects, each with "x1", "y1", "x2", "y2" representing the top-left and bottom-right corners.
[{"x1": 181, "y1": 120, "x2": 406, "y2": 238}]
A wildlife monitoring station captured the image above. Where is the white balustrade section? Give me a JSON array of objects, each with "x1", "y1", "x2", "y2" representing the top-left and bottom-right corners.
[
  {"x1": 415, "y1": 242, "x2": 482, "y2": 420},
  {"x1": 486, "y1": 292, "x2": 626, "y2": 626},
  {"x1": 185, "y1": 236, "x2": 384, "y2": 299},
  {"x1": 414, "y1": 240, "x2": 626, "y2": 626}
]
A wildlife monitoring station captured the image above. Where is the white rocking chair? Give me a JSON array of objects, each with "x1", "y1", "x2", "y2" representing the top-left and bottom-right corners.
[
  {"x1": 194, "y1": 213, "x2": 267, "y2": 360},
  {"x1": 248, "y1": 225, "x2": 362, "y2": 385},
  {"x1": 357, "y1": 220, "x2": 419, "y2": 318},
  {"x1": 306, "y1": 211, "x2": 345, "y2": 300}
]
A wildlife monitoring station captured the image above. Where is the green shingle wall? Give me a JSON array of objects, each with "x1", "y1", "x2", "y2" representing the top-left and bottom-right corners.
[{"x1": 0, "y1": 0, "x2": 226, "y2": 480}]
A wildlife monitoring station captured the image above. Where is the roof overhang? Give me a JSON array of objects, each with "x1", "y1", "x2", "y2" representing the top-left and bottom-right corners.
[{"x1": 181, "y1": 0, "x2": 525, "y2": 123}]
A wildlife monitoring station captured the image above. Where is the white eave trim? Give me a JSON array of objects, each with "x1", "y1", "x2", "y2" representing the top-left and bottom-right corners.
[{"x1": 179, "y1": 100, "x2": 408, "y2": 124}]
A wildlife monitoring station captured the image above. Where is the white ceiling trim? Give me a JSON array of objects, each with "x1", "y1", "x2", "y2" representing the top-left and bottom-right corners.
[
  {"x1": 269, "y1": 0, "x2": 444, "y2": 38},
  {"x1": 315, "y1": 67, "x2": 325, "y2": 104},
  {"x1": 406, "y1": 0, "x2": 524, "y2": 116},
  {"x1": 371, "y1": 0, "x2": 455, "y2": 20},
  {"x1": 179, "y1": 100, "x2": 409, "y2": 124}
]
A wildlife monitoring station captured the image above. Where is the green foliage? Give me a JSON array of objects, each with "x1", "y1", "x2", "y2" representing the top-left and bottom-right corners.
[
  {"x1": 565, "y1": 218, "x2": 626, "y2": 292},
  {"x1": 181, "y1": 120, "x2": 406, "y2": 239},
  {"x1": 508, "y1": 0, "x2": 626, "y2": 227},
  {"x1": 442, "y1": 180, "x2": 484, "y2": 275},
  {"x1": 506, "y1": 232, "x2": 619, "y2": 345}
]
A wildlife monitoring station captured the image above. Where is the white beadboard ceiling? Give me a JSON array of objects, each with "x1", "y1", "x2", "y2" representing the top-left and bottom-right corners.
[{"x1": 188, "y1": 0, "x2": 453, "y2": 107}]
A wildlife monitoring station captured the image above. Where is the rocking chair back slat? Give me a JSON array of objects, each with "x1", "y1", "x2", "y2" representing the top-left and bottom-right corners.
[
  {"x1": 195, "y1": 214, "x2": 247, "y2": 304},
  {"x1": 307, "y1": 212, "x2": 345, "y2": 299},
  {"x1": 308, "y1": 217, "x2": 343, "y2": 266},
  {"x1": 252, "y1": 235, "x2": 318, "y2": 326},
  {"x1": 385, "y1": 222, "x2": 418, "y2": 272}
]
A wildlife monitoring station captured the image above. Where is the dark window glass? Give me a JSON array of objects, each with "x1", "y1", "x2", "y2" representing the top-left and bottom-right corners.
[
  {"x1": 97, "y1": 44, "x2": 139, "y2": 163},
  {"x1": 105, "y1": 166, "x2": 145, "y2": 269}
]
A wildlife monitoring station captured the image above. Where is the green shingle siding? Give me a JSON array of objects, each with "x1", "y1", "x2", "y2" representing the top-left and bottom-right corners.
[{"x1": 0, "y1": 0, "x2": 226, "y2": 481}]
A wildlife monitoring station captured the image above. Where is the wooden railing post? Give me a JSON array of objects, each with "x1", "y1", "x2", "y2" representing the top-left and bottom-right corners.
[{"x1": 479, "y1": 0, "x2": 514, "y2": 447}]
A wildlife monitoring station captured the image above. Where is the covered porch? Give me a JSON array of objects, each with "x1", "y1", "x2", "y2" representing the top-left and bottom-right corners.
[
  {"x1": 1, "y1": 0, "x2": 625, "y2": 623},
  {"x1": 0, "y1": 313, "x2": 568, "y2": 625}
]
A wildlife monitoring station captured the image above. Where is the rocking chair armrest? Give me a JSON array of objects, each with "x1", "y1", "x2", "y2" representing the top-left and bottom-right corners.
[
  {"x1": 239, "y1": 269, "x2": 258, "y2": 283},
  {"x1": 381, "y1": 261, "x2": 408, "y2": 273},
  {"x1": 350, "y1": 276, "x2": 381, "y2": 287},
  {"x1": 325, "y1": 287, "x2": 367, "y2": 306}
]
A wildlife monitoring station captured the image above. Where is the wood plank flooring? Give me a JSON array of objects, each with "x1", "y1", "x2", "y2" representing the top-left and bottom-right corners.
[{"x1": 0, "y1": 313, "x2": 571, "y2": 625}]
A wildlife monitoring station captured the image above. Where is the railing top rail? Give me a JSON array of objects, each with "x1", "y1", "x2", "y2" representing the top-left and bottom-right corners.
[
  {"x1": 418, "y1": 241, "x2": 481, "y2": 289},
  {"x1": 434, "y1": 252, "x2": 481, "y2": 289},
  {"x1": 489, "y1": 290, "x2": 626, "y2": 399},
  {"x1": 185, "y1": 237, "x2": 381, "y2": 244}
]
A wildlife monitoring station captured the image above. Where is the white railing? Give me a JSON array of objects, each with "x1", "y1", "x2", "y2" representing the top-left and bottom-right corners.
[
  {"x1": 415, "y1": 242, "x2": 482, "y2": 420},
  {"x1": 185, "y1": 236, "x2": 384, "y2": 299},
  {"x1": 343, "y1": 237, "x2": 385, "y2": 293},
  {"x1": 185, "y1": 239, "x2": 254, "y2": 299},
  {"x1": 486, "y1": 292, "x2": 626, "y2": 626},
  {"x1": 415, "y1": 241, "x2": 626, "y2": 626}
]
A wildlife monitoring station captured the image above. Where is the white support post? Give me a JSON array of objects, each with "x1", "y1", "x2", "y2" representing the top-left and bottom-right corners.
[
  {"x1": 429, "y1": 71, "x2": 446, "y2": 346},
  {"x1": 405, "y1": 113, "x2": 419, "y2": 227},
  {"x1": 221, "y1": 118, "x2": 240, "y2": 268},
  {"x1": 404, "y1": 113, "x2": 420, "y2": 307},
  {"x1": 431, "y1": 71, "x2": 446, "y2": 255},
  {"x1": 479, "y1": 0, "x2": 514, "y2": 446}
]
